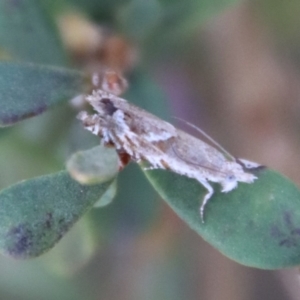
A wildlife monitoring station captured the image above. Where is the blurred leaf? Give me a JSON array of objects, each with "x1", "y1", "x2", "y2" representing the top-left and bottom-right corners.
[
  {"x1": 0, "y1": 62, "x2": 84, "y2": 126},
  {"x1": 117, "y1": 0, "x2": 162, "y2": 41},
  {"x1": 193, "y1": 0, "x2": 239, "y2": 21},
  {"x1": 120, "y1": 0, "x2": 240, "y2": 39},
  {"x1": 117, "y1": 0, "x2": 241, "y2": 59},
  {"x1": 253, "y1": 0, "x2": 300, "y2": 65},
  {"x1": 0, "y1": 128, "x2": 61, "y2": 190},
  {"x1": 66, "y1": 145, "x2": 119, "y2": 185},
  {"x1": 145, "y1": 167, "x2": 300, "y2": 269},
  {"x1": 16, "y1": 104, "x2": 76, "y2": 154},
  {"x1": 0, "y1": 0, "x2": 68, "y2": 64},
  {"x1": 42, "y1": 0, "x2": 68, "y2": 15},
  {"x1": 0, "y1": 257, "x2": 86, "y2": 300},
  {"x1": 254, "y1": 0, "x2": 300, "y2": 41},
  {"x1": 0, "y1": 171, "x2": 112, "y2": 259}
]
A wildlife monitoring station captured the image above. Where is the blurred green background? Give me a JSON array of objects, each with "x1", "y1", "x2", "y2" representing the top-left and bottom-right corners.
[{"x1": 1, "y1": 0, "x2": 300, "y2": 299}]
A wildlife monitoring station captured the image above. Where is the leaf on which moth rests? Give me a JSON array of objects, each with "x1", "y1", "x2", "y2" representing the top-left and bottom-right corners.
[
  {"x1": 0, "y1": 171, "x2": 113, "y2": 259},
  {"x1": 144, "y1": 167, "x2": 300, "y2": 269},
  {"x1": 0, "y1": 62, "x2": 85, "y2": 127},
  {"x1": 66, "y1": 145, "x2": 119, "y2": 185}
]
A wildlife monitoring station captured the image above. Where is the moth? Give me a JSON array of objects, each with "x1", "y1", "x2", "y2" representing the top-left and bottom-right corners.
[{"x1": 78, "y1": 90, "x2": 260, "y2": 222}]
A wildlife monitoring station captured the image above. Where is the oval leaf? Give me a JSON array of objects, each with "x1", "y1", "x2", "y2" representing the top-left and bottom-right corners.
[
  {"x1": 66, "y1": 145, "x2": 119, "y2": 185},
  {"x1": 0, "y1": 171, "x2": 112, "y2": 258},
  {"x1": 145, "y1": 167, "x2": 300, "y2": 269},
  {"x1": 0, "y1": 62, "x2": 84, "y2": 126}
]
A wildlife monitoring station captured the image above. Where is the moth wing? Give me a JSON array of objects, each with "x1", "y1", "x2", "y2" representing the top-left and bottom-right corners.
[
  {"x1": 114, "y1": 98, "x2": 177, "y2": 142},
  {"x1": 173, "y1": 130, "x2": 228, "y2": 174}
]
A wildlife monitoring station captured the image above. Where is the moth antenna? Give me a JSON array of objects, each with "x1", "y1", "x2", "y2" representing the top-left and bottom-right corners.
[
  {"x1": 171, "y1": 143, "x2": 227, "y2": 176},
  {"x1": 173, "y1": 117, "x2": 236, "y2": 162}
]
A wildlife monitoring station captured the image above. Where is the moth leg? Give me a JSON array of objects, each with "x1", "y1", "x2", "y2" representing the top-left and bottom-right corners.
[
  {"x1": 197, "y1": 179, "x2": 214, "y2": 223},
  {"x1": 142, "y1": 159, "x2": 168, "y2": 171},
  {"x1": 142, "y1": 163, "x2": 164, "y2": 171},
  {"x1": 143, "y1": 166, "x2": 159, "y2": 171}
]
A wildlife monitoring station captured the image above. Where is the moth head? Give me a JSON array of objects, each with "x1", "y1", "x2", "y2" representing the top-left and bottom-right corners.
[
  {"x1": 223, "y1": 161, "x2": 257, "y2": 184},
  {"x1": 86, "y1": 90, "x2": 121, "y2": 116}
]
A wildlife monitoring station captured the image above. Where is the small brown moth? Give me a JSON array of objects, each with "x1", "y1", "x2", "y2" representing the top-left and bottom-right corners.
[{"x1": 78, "y1": 90, "x2": 259, "y2": 222}]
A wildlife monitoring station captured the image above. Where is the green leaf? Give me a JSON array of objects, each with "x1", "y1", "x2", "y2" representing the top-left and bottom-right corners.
[
  {"x1": 0, "y1": 0, "x2": 68, "y2": 64},
  {"x1": 0, "y1": 128, "x2": 61, "y2": 190},
  {"x1": 253, "y1": 0, "x2": 300, "y2": 67},
  {"x1": 0, "y1": 62, "x2": 84, "y2": 126},
  {"x1": 254, "y1": 0, "x2": 300, "y2": 41},
  {"x1": 0, "y1": 259, "x2": 85, "y2": 300},
  {"x1": 117, "y1": 0, "x2": 162, "y2": 41},
  {"x1": 117, "y1": 0, "x2": 241, "y2": 59},
  {"x1": 0, "y1": 171, "x2": 112, "y2": 259},
  {"x1": 145, "y1": 167, "x2": 300, "y2": 269},
  {"x1": 193, "y1": 0, "x2": 239, "y2": 21},
  {"x1": 66, "y1": 145, "x2": 119, "y2": 185}
]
